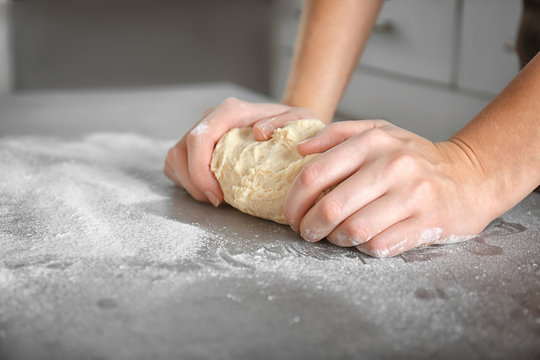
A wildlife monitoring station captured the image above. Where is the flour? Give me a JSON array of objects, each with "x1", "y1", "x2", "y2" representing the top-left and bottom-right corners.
[
  {"x1": 1, "y1": 131, "x2": 538, "y2": 360},
  {"x1": 416, "y1": 228, "x2": 475, "y2": 247},
  {"x1": 190, "y1": 122, "x2": 210, "y2": 136},
  {"x1": 0, "y1": 133, "x2": 211, "y2": 267},
  {"x1": 0, "y1": 267, "x2": 14, "y2": 288},
  {"x1": 416, "y1": 228, "x2": 444, "y2": 246},
  {"x1": 0, "y1": 132, "x2": 533, "y2": 297}
]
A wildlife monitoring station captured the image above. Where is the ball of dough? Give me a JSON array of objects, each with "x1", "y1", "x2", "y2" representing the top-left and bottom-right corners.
[{"x1": 211, "y1": 119, "x2": 325, "y2": 224}]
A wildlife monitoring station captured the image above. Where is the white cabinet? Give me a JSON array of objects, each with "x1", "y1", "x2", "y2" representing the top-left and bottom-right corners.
[
  {"x1": 457, "y1": 0, "x2": 522, "y2": 94},
  {"x1": 361, "y1": 0, "x2": 456, "y2": 83},
  {"x1": 271, "y1": 0, "x2": 523, "y2": 141},
  {"x1": 340, "y1": 66, "x2": 488, "y2": 141}
]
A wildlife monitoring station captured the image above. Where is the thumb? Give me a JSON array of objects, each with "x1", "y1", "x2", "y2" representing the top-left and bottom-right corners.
[{"x1": 252, "y1": 107, "x2": 318, "y2": 141}]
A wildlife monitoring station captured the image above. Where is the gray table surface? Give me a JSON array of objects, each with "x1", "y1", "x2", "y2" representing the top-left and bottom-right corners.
[{"x1": 0, "y1": 84, "x2": 539, "y2": 360}]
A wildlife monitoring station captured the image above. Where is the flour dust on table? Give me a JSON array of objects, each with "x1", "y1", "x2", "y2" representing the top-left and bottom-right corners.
[
  {"x1": 0, "y1": 133, "x2": 210, "y2": 266},
  {"x1": 0, "y1": 131, "x2": 539, "y2": 359},
  {"x1": 0, "y1": 132, "x2": 361, "y2": 273}
]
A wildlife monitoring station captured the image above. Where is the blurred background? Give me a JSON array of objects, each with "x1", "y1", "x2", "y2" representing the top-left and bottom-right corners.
[{"x1": 0, "y1": 0, "x2": 523, "y2": 140}]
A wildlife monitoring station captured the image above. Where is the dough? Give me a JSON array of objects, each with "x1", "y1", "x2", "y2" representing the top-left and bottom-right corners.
[{"x1": 211, "y1": 119, "x2": 325, "y2": 224}]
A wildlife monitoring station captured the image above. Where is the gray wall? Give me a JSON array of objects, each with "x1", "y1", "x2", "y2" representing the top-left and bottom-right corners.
[
  {"x1": 0, "y1": 0, "x2": 11, "y2": 94},
  {"x1": 12, "y1": 0, "x2": 272, "y2": 94}
]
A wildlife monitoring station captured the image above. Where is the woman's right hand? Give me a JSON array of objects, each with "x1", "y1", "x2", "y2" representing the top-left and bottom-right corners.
[{"x1": 163, "y1": 97, "x2": 317, "y2": 207}]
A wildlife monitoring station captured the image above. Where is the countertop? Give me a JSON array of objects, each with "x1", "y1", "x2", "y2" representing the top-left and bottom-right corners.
[{"x1": 0, "y1": 84, "x2": 539, "y2": 360}]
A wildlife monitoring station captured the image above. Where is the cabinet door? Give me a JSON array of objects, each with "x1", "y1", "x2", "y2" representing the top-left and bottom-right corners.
[
  {"x1": 339, "y1": 69, "x2": 490, "y2": 141},
  {"x1": 457, "y1": 0, "x2": 521, "y2": 94},
  {"x1": 360, "y1": 0, "x2": 457, "y2": 84}
]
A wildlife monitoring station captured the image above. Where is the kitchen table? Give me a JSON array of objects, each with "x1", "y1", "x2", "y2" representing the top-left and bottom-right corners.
[{"x1": 0, "y1": 84, "x2": 538, "y2": 359}]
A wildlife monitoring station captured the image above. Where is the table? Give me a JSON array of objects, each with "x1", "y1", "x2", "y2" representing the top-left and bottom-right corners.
[{"x1": 0, "y1": 84, "x2": 539, "y2": 359}]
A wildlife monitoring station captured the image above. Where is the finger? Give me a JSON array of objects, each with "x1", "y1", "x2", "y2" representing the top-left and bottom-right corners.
[
  {"x1": 186, "y1": 98, "x2": 291, "y2": 205},
  {"x1": 163, "y1": 160, "x2": 177, "y2": 183},
  {"x1": 356, "y1": 218, "x2": 432, "y2": 258},
  {"x1": 326, "y1": 191, "x2": 414, "y2": 247},
  {"x1": 164, "y1": 106, "x2": 215, "y2": 202},
  {"x1": 297, "y1": 157, "x2": 391, "y2": 243},
  {"x1": 284, "y1": 138, "x2": 369, "y2": 231},
  {"x1": 297, "y1": 119, "x2": 390, "y2": 156},
  {"x1": 285, "y1": 126, "x2": 397, "y2": 232},
  {"x1": 252, "y1": 107, "x2": 317, "y2": 141},
  {"x1": 164, "y1": 142, "x2": 208, "y2": 202}
]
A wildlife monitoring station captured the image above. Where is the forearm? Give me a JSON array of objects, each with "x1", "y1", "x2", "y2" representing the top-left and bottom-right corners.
[
  {"x1": 449, "y1": 53, "x2": 540, "y2": 216},
  {"x1": 282, "y1": 0, "x2": 383, "y2": 123}
]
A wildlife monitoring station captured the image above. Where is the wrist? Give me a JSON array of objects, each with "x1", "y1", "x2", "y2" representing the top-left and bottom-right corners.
[{"x1": 435, "y1": 139, "x2": 503, "y2": 222}]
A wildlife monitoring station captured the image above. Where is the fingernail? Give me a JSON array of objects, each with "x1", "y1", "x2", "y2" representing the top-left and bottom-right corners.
[
  {"x1": 355, "y1": 245, "x2": 372, "y2": 256},
  {"x1": 205, "y1": 190, "x2": 220, "y2": 207},
  {"x1": 259, "y1": 122, "x2": 274, "y2": 139},
  {"x1": 356, "y1": 246, "x2": 388, "y2": 258},
  {"x1": 335, "y1": 233, "x2": 362, "y2": 246},
  {"x1": 301, "y1": 228, "x2": 319, "y2": 242}
]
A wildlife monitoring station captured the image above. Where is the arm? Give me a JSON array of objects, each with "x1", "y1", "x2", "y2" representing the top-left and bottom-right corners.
[
  {"x1": 449, "y1": 52, "x2": 540, "y2": 215},
  {"x1": 284, "y1": 53, "x2": 540, "y2": 257},
  {"x1": 283, "y1": 0, "x2": 384, "y2": 123}
]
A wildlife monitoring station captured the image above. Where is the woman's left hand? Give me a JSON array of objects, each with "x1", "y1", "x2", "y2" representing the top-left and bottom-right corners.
[{"x1": 284, "y1": 120, "x2": 495, "y2": 257}]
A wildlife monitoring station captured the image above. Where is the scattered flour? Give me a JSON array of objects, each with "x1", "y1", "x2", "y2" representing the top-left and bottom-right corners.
[
  {"x1": 0, "y1": 133, "x2": 211, "y2": 266},
  {"x1": 0, "y1": 132, "x2": 533, "y2": 294},
  {"x1": 417, "y1": 228, "x2": 475, "y2": 247},
  {"x1": 190, "y1": 122, "x2": 210, "y2": 136},
  {"x1": 0, "y1": 132, "x2": 537, "y2": 359}
]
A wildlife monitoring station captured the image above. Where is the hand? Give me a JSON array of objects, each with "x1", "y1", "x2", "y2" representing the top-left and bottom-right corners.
[
  {"x1": 284, "y1": 120, "x2": 495, "y2": 257},
  {"x1": 163, "y1": 97, "x2": 317, "y2": 206}
]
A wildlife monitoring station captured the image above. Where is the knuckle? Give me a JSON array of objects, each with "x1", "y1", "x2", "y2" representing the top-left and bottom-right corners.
[
  {"x1": 299, "y1": 163, "x2": 321, "y2": 187},
  {"x1": 318, "y1": 196, "x2": 343, "y2": 224},
  {"x1": 221, "y1": 96, "x2": 240, "y2": 107},
  {"x1": 355, "y1": 128, "x2": 393, "y2": 149},
  {"x1": 166, "y1": 147, "x2": 177, "y2": 162},
  {"x1": 364, "y1": 127, "x2": 390, "y2": 142},
  {"x1": 388, "y1": 152, "x2": 418, "y2": 175},
  {"x1": 412, "y1": 179, "x2": 437, "y2": 200},
  {"x1": 186, "y1": 130, "x2": 202, "y2": 147}
]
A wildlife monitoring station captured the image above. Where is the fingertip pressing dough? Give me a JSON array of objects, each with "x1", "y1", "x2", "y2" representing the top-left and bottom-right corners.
[{"x1": 211, "y1": 119, "x2": 325, "y2": 224}]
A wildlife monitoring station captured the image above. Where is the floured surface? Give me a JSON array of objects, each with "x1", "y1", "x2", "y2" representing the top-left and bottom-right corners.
[
  {"x1": 0, "y1": 86, "x2": 539, "y2": 360},
  {"x1": 0, "y1": 134, "x2": 208, "y2": 264}
]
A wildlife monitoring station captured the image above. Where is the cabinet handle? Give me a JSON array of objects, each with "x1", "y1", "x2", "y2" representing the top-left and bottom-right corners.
[{"x1": 373, "y1": 19, "x2": 394, "y2": 34}]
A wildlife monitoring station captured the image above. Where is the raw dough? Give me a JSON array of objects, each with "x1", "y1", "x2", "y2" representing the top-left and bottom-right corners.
[{"x1": 211, "y1": 119, "x2": 325, "y2": 224}]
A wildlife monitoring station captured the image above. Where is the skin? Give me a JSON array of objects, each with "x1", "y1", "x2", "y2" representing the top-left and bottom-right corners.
[
  {"x1": 164, "y1": 0, "x2": 540, "y2": 257},
  {"x1": 286, "y1": 54, "x2": 540, "y2": 255}
]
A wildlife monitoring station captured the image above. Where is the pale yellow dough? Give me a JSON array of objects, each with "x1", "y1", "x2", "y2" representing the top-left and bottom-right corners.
[{"x1": 211, "y1": 119, "x2": 325, "y2": 224}]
